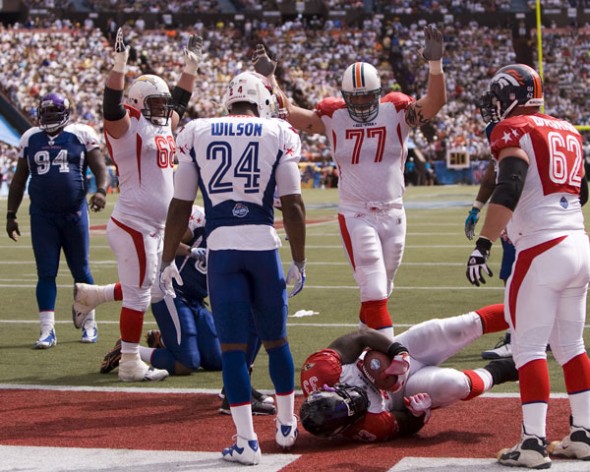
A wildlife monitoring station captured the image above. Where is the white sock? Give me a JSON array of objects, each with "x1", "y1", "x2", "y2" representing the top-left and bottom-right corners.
[
  {"x1": 139, "y1": 346, "x2": 155, "y2": 363},
  {"x1": 39, "y1": 311, "x2": 55, "y2": 331},
  {"x1": 231, "y1": 404, "x2": 256, "y2": 440},
  {"x1": 276, "y1": 392, "x2": 295, "y2": 425},
  {"x1": 121, "y1": 341, "x2": 140, "y2": 356}
]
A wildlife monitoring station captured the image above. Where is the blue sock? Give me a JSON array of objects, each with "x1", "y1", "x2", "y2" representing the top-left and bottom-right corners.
[
  {"x1": 267, "y1": 343, "x2": 294, "y2": 394},
  {"x1": 222, "y1": 350, "x2": 251, "y2": 405}
]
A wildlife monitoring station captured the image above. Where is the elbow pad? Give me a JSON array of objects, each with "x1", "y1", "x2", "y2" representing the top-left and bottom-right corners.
[
  {"x1": 489, "y1": 157, "x2": 528, "y2": 211},
  {"x1": 103, "y1": 87, "x2": 126, "y2": 121},
  {"x1": 171, "y1": 86, "x2": 192, "y2": 120}
]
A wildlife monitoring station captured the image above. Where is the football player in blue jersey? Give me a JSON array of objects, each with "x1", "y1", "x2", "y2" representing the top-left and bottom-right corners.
[
  {"x1": 6, "y1": 92, "x2": 109, "y2": 348},
  {"x1": 160, "y1": 72, "x2": 306, "y2": 465}
]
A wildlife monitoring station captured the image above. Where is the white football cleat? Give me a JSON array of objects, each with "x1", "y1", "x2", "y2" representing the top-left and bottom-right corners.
[
  {"x1": 548, "y1": 423, "x2": 590, "y2": 460},
  {"x1": 34, "y1": 327, "x2": 57, "y2": 349},
  {"x1": 276, "y1": 416, "x2": 299, "y2": 449},
  {"x1": 72, "y1": 283, "x2": 108, "y2": 328},
  {"x1": 221, "y1": 435, "x2": 261, "y2": 465},
  {"x1": 497, "y1": 432, "x2": 551, "y2": 469},
  {"x1": 118, "y1": 358, "x2": 169, "y2": 382},
  {"x1": 81, "y1": 319, "x2": 98, "y2": 343}
]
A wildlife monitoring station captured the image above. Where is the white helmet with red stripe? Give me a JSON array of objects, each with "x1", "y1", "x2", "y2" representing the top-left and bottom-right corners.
[{"x1": 341, "y1": 62, "x2": 382, "y2": 123}]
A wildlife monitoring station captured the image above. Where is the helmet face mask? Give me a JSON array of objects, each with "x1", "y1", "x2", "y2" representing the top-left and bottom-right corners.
[
  {"x1": 223, "y1": 71, "x2": 278, "y2": 119},
  {"x1": 38, "y1": 93, "x2": 71, "y2": 133},
  {"x1": 127, "y1": 75, "x2": 174, "y2": 126},
  {"x1": 299, "y1": 384, "x2": 369, "y2": 437},
  {"x1": 341, "y1": 62, "x2": 382, "y2": 123},
  {"x1": 479, "y1": 64, "x2": 543, "y2": 123}
]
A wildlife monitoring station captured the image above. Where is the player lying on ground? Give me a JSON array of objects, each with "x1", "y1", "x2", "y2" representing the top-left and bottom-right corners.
[{"x1": 300, "y1": 303, "x2": 518, "y2": 442}]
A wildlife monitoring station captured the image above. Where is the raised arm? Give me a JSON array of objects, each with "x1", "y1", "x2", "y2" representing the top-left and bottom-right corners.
[
  {"x1": 103, "y1": 28, "x2": 130, "y2": 139},
  {"x1": 171, "y1": 34, "x2": 202, "y2": 130},
  {"x1": 406, "y1": 24, "x2": 447, "y2": 127},
  {"x1": 252, "y1": 43, "x2": 325, "y2": 134}
]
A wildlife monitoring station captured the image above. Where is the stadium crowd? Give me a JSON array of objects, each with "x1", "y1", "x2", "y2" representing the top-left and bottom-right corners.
[{"x1": 0, "y1": 7, "x2": 589, "y2": 189}]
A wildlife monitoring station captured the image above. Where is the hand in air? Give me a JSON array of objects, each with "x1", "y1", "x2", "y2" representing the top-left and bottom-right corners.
[
  {"x1": 252, "y1": 43, "x2": 277, "y2": 77},
  {"x1": 421, "y1": 24, "x2": 444, "y2": 61},
  {"x1": 183, "y1": 34, "x2": 203, "y2": 75}
]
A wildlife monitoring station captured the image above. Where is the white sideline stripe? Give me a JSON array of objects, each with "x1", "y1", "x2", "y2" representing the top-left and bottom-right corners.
[
  {"x1": 0, "y1": 261, "x2": 468, "y2": 266},
  {"x1": 0, "y1": 284, "x2": 506, "y2": 290},
  {"x1": 390, "y1": 457, "x2": 588, "y2": 471},
  {"x1": 0, "y1": 384, "x2": 568, "y2": 400},
  {"x1": 2, "y1": 319, "x2": 589, "y2": 329},
  {"x1": 0, "y1": 384, "x2": 569, "y2": 399},
  {"x1": 2, "y1": 319, "x2": 590, "y2": 329},
  {"x1": 2, "y1": 318, "x2": 589, "y2": 331},
  {"x1": 0, "y1": 445, "x2": 299, "y2": 472}
]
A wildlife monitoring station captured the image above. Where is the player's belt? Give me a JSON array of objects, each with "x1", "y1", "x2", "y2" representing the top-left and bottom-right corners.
[{"x1": 366, "y1": 201, "x2": 403, "y2": 211}]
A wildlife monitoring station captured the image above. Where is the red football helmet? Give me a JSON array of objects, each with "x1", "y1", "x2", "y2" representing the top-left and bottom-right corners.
[{"x1": 300, "y1": 349, "x2": 343, "y2": 397}]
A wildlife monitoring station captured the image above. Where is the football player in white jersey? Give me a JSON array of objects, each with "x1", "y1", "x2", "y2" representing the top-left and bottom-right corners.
[
  {"x1": 159, "y1": 71, "x2": 306, "y2": 465},
  {"x1": 255, "y1": 25, "x2": 446, "y2": 340},
  {"x1": 467, "y1": 64, "x2": 590, "y2": 468},
  {"x1": 96, "y1": 28, "x2": 202, "y2": 382}
]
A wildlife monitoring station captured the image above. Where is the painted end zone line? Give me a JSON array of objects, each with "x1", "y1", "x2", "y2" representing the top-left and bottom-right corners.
[
  {"x1": 0, "y1": 445, "x2": 299, "y2": 472},
  {"x1": 390, "y1": 457, "x2": 589, "y2": 472}
]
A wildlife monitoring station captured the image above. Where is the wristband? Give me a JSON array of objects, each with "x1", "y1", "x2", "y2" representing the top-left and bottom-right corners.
[
  {"x1": 475, "y1": 237, "x2": 492, "y2": 253},
  {"x1": 96, "y1": 188, "x2": 107, "y2": 196},
  {"x1": 429, "y1": 60, "x2": 443, "y2": 75},
  {"x1": 386, "y1": 342, "x2": 407, "y2": 358},
  {"x1": 472, "y1": 201, "x2": 484, "y2": 210},
  {"x1": 6, "y1": 211, "x2": 16, "y2": 220}
]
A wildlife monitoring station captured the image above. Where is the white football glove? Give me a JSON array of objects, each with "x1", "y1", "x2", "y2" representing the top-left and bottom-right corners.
[
  {"x1": 190, "y1": 247, "x2": 207, "y2": 274},
  {"x1": 112, "y1": 27, "x2": 129, "y2": 73},
  {"x1": 384, "y1": 351, "x2": 410, "y2": 393},
  {"x1": 286, "y1": 259, "x2": 306, "y2": 298},
  {"x1": 404, "y1": 392, "x2": 432, "y2": 424},
  {"x1": 183, "y1": 34, "x2": 203, "y2": 75},
  {"x1": 159, "y1": 261, "x2": 183, "y2": 298}
]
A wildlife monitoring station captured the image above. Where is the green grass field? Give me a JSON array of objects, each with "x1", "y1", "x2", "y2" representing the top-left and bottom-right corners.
[{"x1": 1, "y1": 185, "x2": 588, "y2": 394}]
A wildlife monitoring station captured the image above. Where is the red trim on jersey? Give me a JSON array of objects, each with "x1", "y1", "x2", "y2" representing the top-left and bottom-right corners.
[
  {"x1": 120, "y1": 306, "x2": 144, "y2": 343},
  {"x1": 125, "y1": 104, "x2": 142, "y2": 119},
  {"x1": 338, "y1": 214, "x2": 355, "y2": 270},
  {"x1": 475, "y1": 304, "x2": 508, "y2": 334},
  {"x1": 103, "y1": 131, "x2": 120, "y2": 176},
  {"x1": 508, "y1": 236, "x2": 567, "y2": 328},
  {"x1": 519, "y1": 359, "x2": 550, "y2": 405},
  {"x1": 114, "y1": 282, "x2": 123, "y2": 301},
  {"x1": 111, "y1": 217, "x2": 147, "y2": 287},
  {"x1": 380, "y1": 92, "x2": 414, "y2": 113},
  {"x1": 396, "y1": 123, "x2": 404, "y2": 168},
  {"x1": 360, "y1": 299, "x2": 391, "y2": 330},
  {"x1": 563, "y1": 353, "x2": 590, "y2": 395},
  {"x1": 135, "y1": 134, "x2": 143, "y2": 185},
  {"x1": 462, "y1": 369, "x2": 485, "y2": 400},
  {"x1": 316, "y1": 97, "x2": 347, "y2": 118}
]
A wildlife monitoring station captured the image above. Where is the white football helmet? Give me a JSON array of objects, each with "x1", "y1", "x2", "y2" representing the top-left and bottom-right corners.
[
  {"x1": 341, "y1": 62, "x2": 382, "y2": 123},
  {"x1": 223, "y1": 71, "x2": 278, "y2": 118},
  {"x1": 127, "y1": 74, "x2": 173, "y2": 126}
]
